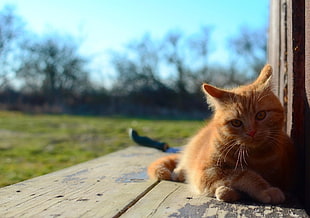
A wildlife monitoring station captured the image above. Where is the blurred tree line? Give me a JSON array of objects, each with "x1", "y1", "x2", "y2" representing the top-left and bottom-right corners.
[{"x1": 0, "y1": 6, "x2": 267, "y2": 119}]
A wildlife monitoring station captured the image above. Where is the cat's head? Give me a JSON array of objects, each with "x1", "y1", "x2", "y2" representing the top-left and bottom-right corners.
[{"x1": 202, "y1": 64, "x2": 284, "y2": 147}]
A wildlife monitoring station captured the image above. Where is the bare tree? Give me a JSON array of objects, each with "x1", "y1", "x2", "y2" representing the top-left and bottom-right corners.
[
  {"x1": 17, "y1": 34, "x2": 91, "y2": 104},
  {"x1": 228, "y1": 26, "x2": 267, "y2": 81},
  {"x1": 162, "y1": 30, "x2": 189, "y2": 94},
  {"x1": 187, "y1": 26, "x2": 213, "y2": 91},
  {"x1": 0, "y1": 5, "x2": 25, "y2": 88},
  {"x1": 111, "y1": 34, "x2": 164, "y2": 94}
]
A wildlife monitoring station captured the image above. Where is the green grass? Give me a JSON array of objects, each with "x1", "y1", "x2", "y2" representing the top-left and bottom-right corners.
[{"x1": 0, "y1": 111, "x2": 205, "y2": 187}]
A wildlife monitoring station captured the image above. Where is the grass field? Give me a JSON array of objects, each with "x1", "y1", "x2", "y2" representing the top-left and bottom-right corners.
[{"x1": 0, "y1": 111, "x2": 206, "y2": 187}]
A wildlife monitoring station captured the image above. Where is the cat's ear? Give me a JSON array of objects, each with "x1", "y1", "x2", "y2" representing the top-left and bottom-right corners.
[
  {"x1": 202, "y1": 83, "x2": 230, "y2": 108},
  {"x1": 253, "y1": 64, "x2": 273, "y2": 88},
  {"x1": 202, "y1": 83, "x2": 227, "y2": 99}
]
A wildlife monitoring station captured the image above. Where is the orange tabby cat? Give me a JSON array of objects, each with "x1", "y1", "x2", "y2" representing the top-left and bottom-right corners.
[{"x1": 148, "y1": 64, "x2": 295, "y2": 204}]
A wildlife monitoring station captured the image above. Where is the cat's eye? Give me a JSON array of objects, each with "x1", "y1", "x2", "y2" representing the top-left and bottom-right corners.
[
  {"x1": 231, "y1": 119, "x2": 242, "y2": 127},
  {"x1": 256, "y1": 111, "x2": 266, "y2": 120}
]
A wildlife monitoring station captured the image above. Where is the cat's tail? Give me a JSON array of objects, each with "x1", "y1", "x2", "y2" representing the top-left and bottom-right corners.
[{"x1": 147, "y1": 154, "x2": 185, "y2": 182}]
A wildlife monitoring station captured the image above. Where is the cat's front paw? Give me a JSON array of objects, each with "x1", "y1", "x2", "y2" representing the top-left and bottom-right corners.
[
  {"x1": 171, "y1": 168, "x2": 185, "y2": 182},
  {"x1": 215, "y1": 186, "x2": 241, "y2": 202},
  {"x1": 258, "y1": 187, "x2": 285, "y2": 204}
]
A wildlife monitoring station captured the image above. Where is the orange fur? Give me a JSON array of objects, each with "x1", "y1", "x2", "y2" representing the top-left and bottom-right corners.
[{"x1": 148, "y1": 64, "x2": 295, "y2": 204}]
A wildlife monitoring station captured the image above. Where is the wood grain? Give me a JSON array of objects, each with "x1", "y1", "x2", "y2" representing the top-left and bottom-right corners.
[
  {"x1": 0, "y1": 146, "x2": 166, "y2": 217},
  {"x1": 268, "y1": 0, "x2": 281, "y2": 95},
  {"x1": 122, "y1": 181, "x2": 308, "y2": 218}
]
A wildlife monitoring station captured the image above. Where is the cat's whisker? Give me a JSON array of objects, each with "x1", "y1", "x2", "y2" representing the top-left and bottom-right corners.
[
  {"x1": 217, "y1": 142, "x2": 238, "y2": 167},
  {"x1": 235, "y1": 145, "x2": 243, "y2": 171},
  {"x1": 216, "y1": 154, "x2": 223, "y2": 166},
  {"x1": 239, "y1": 150, "x2": 243, "y2": 170},
  {"x1": 245, "y1": 146, "x2": 249, "y2": 159},
  {"x1": 224, "y1": 143, "x2": 237, "y2": 157},
  {"x1": 242, "y1": 146, "x2": 248, "y2": 166},
  {"x1": 225, "y1": 143, "x2": 239, "y2": 163},
  {"x1": 233, "y1": 145, "x2": 249, "y2": 171},
  {"x1": 233, "y1": 144, "x2": 241, "y2": 156}
]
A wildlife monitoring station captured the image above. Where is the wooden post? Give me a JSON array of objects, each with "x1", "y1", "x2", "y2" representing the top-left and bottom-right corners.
[
  {"x1": 304, "y1": 0, "x2": 310, "y2": 213},
  {"x1": 269, "y1": 0, "x2": 310, "y2": 213}
]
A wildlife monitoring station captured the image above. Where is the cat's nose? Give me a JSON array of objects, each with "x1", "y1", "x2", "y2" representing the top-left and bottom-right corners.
[{"x1": 247, "y1": 130, "x2": 256, "y2": 137}]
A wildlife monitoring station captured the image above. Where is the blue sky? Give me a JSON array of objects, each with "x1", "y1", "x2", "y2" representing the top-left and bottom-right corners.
[{"x1": 0, "y1": 0, "x2": 269, "y2": 82}]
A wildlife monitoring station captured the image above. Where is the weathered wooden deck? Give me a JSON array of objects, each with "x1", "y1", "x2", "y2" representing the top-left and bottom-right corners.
[{"x1": 0, "y1": 146, "x2": 308, "y2": 217}]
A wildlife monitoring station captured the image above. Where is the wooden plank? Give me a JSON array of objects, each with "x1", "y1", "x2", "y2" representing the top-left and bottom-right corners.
[
  {"x1": 268, "y1": 0, "x2": 281, "y2": 95},
  {"x1": 122, "y1": 181, "x2": 308, "y2": 218},
  {"x1": 279, "y1": 0, "x2": 289, "y2": 129},
  {"x1": 268, "y1": 0, "x2": 289, "y2": 127},
  {"x1": 0, "y1": 146, "x2": 167, "y2": 217}
]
